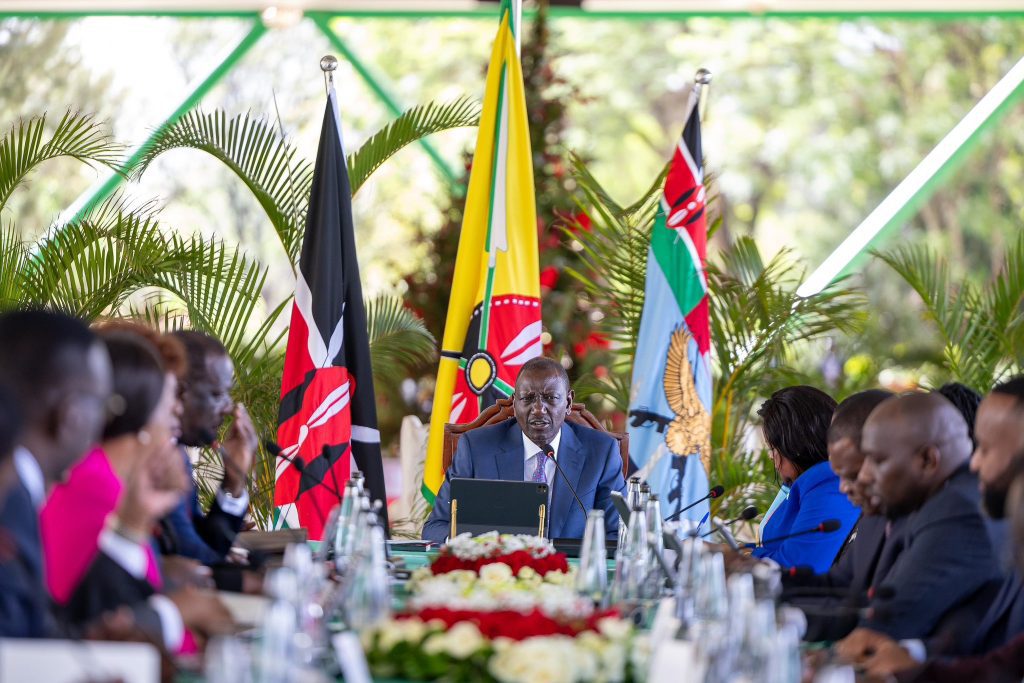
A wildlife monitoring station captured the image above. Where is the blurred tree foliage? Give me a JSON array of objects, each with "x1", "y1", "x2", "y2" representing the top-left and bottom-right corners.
[
  {"x1": 6, "y1": 11, "x2": 1024, "y2": 445},
  {"x1": 0, "y1": 20, "x2": 115, "y2": 238},
  {"x1": 554, "y1": 17, "x2": 1024, "y2": 389}
]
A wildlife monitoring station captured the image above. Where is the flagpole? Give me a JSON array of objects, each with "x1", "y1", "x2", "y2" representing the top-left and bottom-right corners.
[
  {"x1": 695, "y1": 68, "x2": 712, "y2": 121},
  {"x1": 684, "y1": 68, "x2": 712, "y2": 125},
  {"x1": 320, "y1": 54, "x2": 338, "y2": 94},
  {"x1": 513, "y1": 0, "x2": 522, "y2": 56}
]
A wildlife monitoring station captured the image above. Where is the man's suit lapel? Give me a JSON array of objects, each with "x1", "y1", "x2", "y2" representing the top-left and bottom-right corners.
[
  {"x1": 854, "y1": 517, "x2": 888, "y2": 588},
  {"x1": 0, "y1": 479, "x2": 42, "y2": 577},
  {"x1": 872, "y1": 517, "x2": 907, "y2": 590},
  {"x1": 494, "y1": 421, "x2": 526, "y2": 481},
  {"x1": 549, "y1": 424, "x2": 585, "y2": 539}
]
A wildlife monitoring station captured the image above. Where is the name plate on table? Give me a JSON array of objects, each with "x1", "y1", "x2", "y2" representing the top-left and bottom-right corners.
[
  {"x1": 0, "y1": 638, "x2": 159, "y2": 683},
  {"x1": 450, "y1": 478, "x2": 549, "y2": 537}
]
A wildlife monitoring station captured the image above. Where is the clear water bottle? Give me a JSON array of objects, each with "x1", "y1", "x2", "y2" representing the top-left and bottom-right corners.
[
  {"x1": 626, "y1": 476, "x2": 642, "y2": 509},
  {"x1": 674, "y1": 524, "x2": 705, "y2": 629},
  {"x1": 644, "y1": 494, "x2": 666, "y2": 596},
  {"x1": 638, "y1": 482, "x2": 651, "y2": 510},
  {"x1": 257, "y1": 571, "x2": 299, "y2": 683},
  {"x1": 694, "y1": 552, "x2": 728, "y2": 625},
  {"x1": 619, "y1": 476, "x2": 642, "y2": 548},
  {"x1": 342, "y1": 511, "x2": 392, "y2": 631},
  {"x1": 612, "y1": 503, "x2": 651, "y2": 604},
  {"x1": 768, "y1": 623, "x2": 802, "y2": 683},
  {"x1": 205, "y1": 635, "x2": 252, "y2": 683},
  {"x1": 329, "y1": 479, "x2": 362, "y2": 572},
  {"x1": 576, "y1": 509, "x2": 608, "y2": 604}
]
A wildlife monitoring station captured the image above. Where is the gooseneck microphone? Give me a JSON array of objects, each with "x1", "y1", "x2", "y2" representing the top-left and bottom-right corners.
[
  {"x1": 264, "y1": 439, "x2": 346, "y2": 502},
  {"x1": 542, "y1": 443, "x2": 588, "y2": 517},
  {"x1": 701, "y1": 505, "x2": 760, "y2": 538},
  {"x1": 745, "y1": 519, "x2": 841, "y2": 549},
  {"x1": 664, "y1": 485, "x2": 725, "y2": 522}
]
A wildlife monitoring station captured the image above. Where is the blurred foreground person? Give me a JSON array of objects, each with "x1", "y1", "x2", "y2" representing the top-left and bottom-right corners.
[
  {"x1": 0, "y1": 385, "x2": 21, "y2": 501},
  {"x1": 50, "y1": 325, "x2": 234, "y2": 649},
  {"x1": 163, "y1": 331, "x2": 256, "y2": 566},
  {"x1": 835, "y1": 392, "x2": 998, "y2": 650},
  {"x1": 752, "y1": 386, "x2": 860, "y2": 573},
  {"x1": 936, "y1": 382, "x2": 982, "y2": 449},
  {"x1": 0, "y1": 309, "x2": 112, "y2": 637},
  {"x1": 42, "y1": 324, "x2": 187, "y2": 603}
]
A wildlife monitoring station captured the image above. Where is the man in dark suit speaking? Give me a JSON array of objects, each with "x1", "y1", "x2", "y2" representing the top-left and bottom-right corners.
[{"x1": 422, "y1": 357, "x2": 626, "y2": 543}]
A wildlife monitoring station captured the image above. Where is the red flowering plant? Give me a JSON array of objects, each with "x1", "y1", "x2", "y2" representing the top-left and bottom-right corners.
[{"x1": 430, "y1": 532, "x2": 569, "y2": 578}]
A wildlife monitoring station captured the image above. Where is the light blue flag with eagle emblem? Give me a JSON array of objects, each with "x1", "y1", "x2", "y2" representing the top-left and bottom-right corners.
[{"x1": 627, "y1": 82, "x2": 712, "y2": 523}]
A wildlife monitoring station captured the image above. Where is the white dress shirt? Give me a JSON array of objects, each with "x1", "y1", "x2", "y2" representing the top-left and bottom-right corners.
[
  {"x1": 99, "y1": 528, "x2": 185, "y2": 650},
  {"x1": 522, "y1": 430, "x2": 562, "y2": 486},
  {"x1": 13, "y1": 446, "x2": 46, "y2": 509}
]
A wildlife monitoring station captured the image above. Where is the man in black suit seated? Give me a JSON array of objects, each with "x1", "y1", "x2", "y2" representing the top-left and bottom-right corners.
[
  {"x1": 161, "y1": 330, "x2": 257, "y2": 569},
  {"x1": 423, "y1": 357, "x2": 626, "y2": 543},
  {"x1": 782, "y1": 388, "x2": 893, "y2": 641},
  {"x1": 0, "y1": 310, "x2": 113, "y2": 637},
  {"x1": 835, "y1": 391, "x2": 1000, "y2": 656},
  {"x1": 835, "y1": 376, "x2": 1024, "y2": 678}
]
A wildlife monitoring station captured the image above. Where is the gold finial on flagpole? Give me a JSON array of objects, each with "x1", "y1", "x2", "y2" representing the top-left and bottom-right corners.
[{"x1": 320, "y1": 54, "x2": 338, "y2": 94}]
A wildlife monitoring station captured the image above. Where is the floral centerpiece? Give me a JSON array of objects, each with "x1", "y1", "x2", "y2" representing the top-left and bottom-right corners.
[
  {"x1": 429, "y1": 531, "x2": 570, "y2": 577},
  {"x1": 361, "y1": 533, "x2": 647, "y2": 683}
]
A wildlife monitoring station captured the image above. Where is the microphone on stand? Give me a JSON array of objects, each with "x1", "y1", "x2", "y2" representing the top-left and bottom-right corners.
[
  {"x1": 700, "y1": 505, "x2": 760, "y2": 549},
  {"x1": 664, "y1": 485, "x2": 725, "y2": 522},
  {"x1": 541, "y1": 443, "x2": 588, "y2": 517},
  {"x1": 263, "y1": 439, "x2": 346, "y2": 502},
  {"x1": 745, "y1": 519, "x2": 841, "y2": 549}
]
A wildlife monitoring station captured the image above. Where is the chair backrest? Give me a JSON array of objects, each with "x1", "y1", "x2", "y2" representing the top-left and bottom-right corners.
[{"x1": 442, "y1": 397, "x2": 630, "y2": 477}]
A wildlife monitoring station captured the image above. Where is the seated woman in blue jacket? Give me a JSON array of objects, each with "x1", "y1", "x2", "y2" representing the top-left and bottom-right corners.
[{"x1": 752, "y1": 385, "x2": 861, "y2": 574}]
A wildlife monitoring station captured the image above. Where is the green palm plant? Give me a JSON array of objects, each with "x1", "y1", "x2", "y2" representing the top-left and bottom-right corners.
[
  {"x1": 707, "y1": 238, "x2": 866, "y2": 516},
  {"x1": 0, "y1": 111, "x2": 123, "y2": 212},
  {"x1": 130, "y1": 99, "x2": 479, "y2": 524},
  {"x1": 874, "y1": 231, "x2": 1024, "y2": 392},
  {"x1": 131, "y1": 98, "x2": 480, "y2": 263},
  {"x1": 2, "y1": 100, "x2": 478, "y2": 526},
  {"x1": 563, "y1": 156, "x2": 866, "y2": 520}
]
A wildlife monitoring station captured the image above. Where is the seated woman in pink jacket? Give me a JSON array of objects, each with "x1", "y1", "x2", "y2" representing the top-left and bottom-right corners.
[{"x1": 40, "y1": 323, "x2": 185, "y2": 603}]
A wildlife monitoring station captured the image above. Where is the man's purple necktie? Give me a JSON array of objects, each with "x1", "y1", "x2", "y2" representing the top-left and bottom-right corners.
[{"x1": 531, "y1": 452, "x2": 547, "y2": 483}]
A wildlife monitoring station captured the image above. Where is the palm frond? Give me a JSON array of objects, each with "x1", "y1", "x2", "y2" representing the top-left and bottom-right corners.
[
  {"x1": 0, "y1": 111, "x2": 123, "y2": 212},
  {"x1": 0, "y1": 221, "x2": 26, "y2": 309},
  {"x1": 131, "y1": 110, "x2": 313, "y2": 262},
  {"x1": 561, "y1": 154, "x2": 662, "y2": 364},
  {"x1": 571, "y1": 372, "x2": 632, "y2": 415},
  {"x1": 152, "y1": 235, "x2": 269, "y2": 359},
  {"x1": 21, "y1": 200, "x2": 172, "y2": 318},
  {"x1": 874, "y1": 241, "x2": 1018, "y2": 391},
  {"x1": 365, "y1": 294, "x2": 437, "y2": 386},
  {"x1": 347, "y1": 98, "x2": 481, "y2": 196}
]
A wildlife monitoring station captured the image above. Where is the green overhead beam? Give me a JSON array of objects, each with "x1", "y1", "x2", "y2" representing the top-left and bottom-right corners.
[
  {"x1": 310, "y1": 13, "x2": 461, "y2": 187},
  {"x1": 0, "y1": 10, "x2": 261, "y2": 19},
  {"x1": 4, "y1": 8, "x2": 1024, "y2": 20},
  {"x1": 315, "y1": 8, "x2": 1024, "y2": 20},
  {"x1": 797, "y1": 53, "x2": 1024, "y2": 297},
  {"x1": 60, "y1": 20, "x2": 266, "y2": 225}
]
